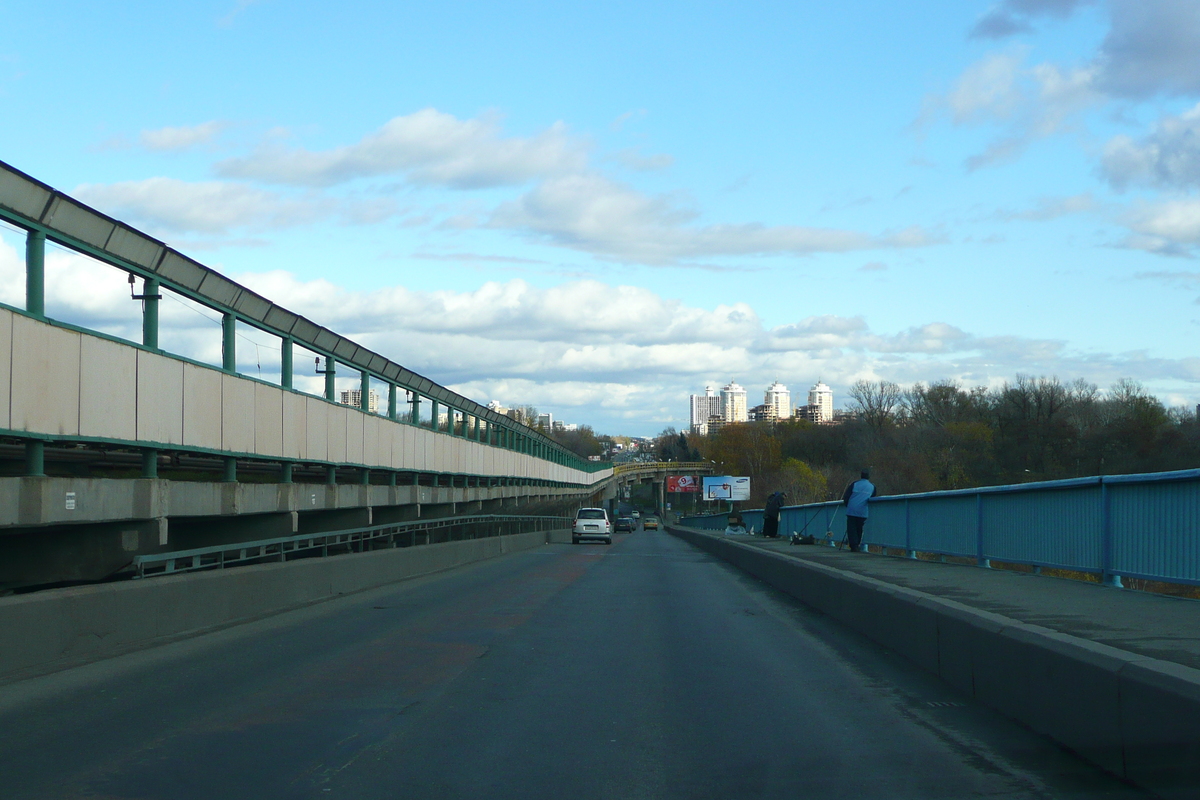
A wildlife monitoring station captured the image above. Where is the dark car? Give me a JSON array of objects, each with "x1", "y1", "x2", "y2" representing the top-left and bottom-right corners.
[{"x1": 615, "y1": 517, "x2": 635, "y2": 532}]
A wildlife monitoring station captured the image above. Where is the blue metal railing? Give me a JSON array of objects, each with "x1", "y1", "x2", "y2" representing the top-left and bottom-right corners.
[{"x1": 679, "y1": 468, "x2": 1200, "y2": 587}]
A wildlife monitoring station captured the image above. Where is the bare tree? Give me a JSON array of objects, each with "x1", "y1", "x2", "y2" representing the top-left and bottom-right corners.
[{"x1": 848, "y1": 380, "x2": 902, "y2": 430}]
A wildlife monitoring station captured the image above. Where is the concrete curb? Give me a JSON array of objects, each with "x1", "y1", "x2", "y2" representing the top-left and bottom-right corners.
[
  {"x1": 0, "y1": 529, "x2": 557, "y2": 685},
  {"x1": 669, "y1": 525, "x2": 1200, "y2": 800}
]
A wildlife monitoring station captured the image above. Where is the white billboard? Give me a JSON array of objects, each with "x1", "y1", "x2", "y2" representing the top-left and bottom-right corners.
[{"x1": 702, "y1": 476, "x2": 751, "y2": 501}]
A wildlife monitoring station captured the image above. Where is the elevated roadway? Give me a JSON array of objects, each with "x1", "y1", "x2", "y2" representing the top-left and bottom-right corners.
[{"x1": 0, "y1": 528, "x2": 1148, "y2": 799}]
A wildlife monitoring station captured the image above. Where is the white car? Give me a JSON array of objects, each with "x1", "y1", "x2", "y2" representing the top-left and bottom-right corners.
[{"x1": 572, "y1": 508, "x2": 612, "y2": 545}]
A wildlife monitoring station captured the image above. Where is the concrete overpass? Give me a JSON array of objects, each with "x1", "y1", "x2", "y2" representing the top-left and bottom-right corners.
[{"x1": 0, "y1": 160, "x2": 612, "y2": 589}]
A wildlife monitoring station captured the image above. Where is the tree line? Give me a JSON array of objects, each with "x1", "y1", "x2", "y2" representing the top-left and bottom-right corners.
[{"x1": 653, "y1": 375, "x2": 1200, "y2": 507}]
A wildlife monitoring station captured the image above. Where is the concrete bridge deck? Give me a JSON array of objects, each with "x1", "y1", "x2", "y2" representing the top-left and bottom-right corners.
[{"x1": 669, "y1": 523, "x2": 1200, "y2": 799}]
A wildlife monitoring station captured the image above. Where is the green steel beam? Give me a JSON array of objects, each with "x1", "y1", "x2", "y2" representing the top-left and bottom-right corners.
[
  {"x1": 410, "y1": 393, "x2": 420, "y2": 425},
  {"x1": 388, "y1": 384, "x2": 397, "y2": 420},
  {"x1": 222, "y1": 456, "x2": 237, "y2": 482},
  {"x1": 221, "y1": 313, "x2": 236, "y2": 373},
  {"x1": 324, "y1": 358, "x2": 336, "y2": 401},
  {"x1": 281, "y1": 462, "x2": 293, "y2": 483},
  {"x1": 281, "y1": 337, "x2": 293, "y2": 390},
  {"x1": 141, "y1": 448, "x2": 158, "y2": 479},
  {"x1": 360, "y1": 370, "x2": 370, "y2": 412},
  {"x1": 25, "y1": 230, "x2": 44, "y2": 318},
  {"x1": 25, "y1": 440, "x2": 45, "y2": 477},
  {"x1": 142, "y1": 278, "x2": 160, "y2": 349}
]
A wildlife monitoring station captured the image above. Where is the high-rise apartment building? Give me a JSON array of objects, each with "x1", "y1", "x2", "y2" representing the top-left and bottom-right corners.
[
  {"x1": 808, "y1": 381, "x2": 834, "y2": 423},
  {"x1": 690, "y1": 385, "x2": 722, "y2": 433},
  {"x1": 721, "y1": 382, "x2": 748, "y2": 423},
  {"x1": 765, "y1": 381, "x2": 792, "y2": 420},
  {"x1": 339, "y1": 388, "x2": 381, "y2": 414}
]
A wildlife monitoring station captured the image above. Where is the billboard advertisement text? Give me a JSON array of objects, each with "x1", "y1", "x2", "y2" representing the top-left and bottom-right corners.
[{"x1": 667, "y1": 475, "x2": 699, "y2": 493}]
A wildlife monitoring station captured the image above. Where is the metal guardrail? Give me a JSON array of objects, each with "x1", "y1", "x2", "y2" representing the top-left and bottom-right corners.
[
  {"x1": 612, "y1": 462, "x2": 712, "y2": 476},
  {"x1": 679, "y1": 468, "x2": 1200, "y2": 588},
  {"x1": 130, "y1": 514, "x2": 571, "y2": 578}
]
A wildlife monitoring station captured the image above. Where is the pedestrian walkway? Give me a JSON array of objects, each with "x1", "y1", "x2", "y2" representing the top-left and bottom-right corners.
[{"x1": 736, "y1": 534, "x2": 1200, "y2": 672}]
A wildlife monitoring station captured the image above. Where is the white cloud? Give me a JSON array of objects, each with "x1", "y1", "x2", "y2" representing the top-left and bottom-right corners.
[
  {"x1": 216, "y1": 109, "x2": 588, "y2": 189},
  {"x1": 490, "y1": 173, "x2": 938, "y2": 264},
  {"x1": 75, "y1": 177, "x2": 329, "y2": 236},
  {"x1": 139, "y1": 121, "x2": 228, "y2": 152},
  {"x1": 1098, "y1": 0, "x2": 1200, "y2": 98},
  {"x1": 995, "y1": 192, "x2": 1096, "y2": 220},
  {"x1": 613, "y1": 147, "x2": 674, "y2": 172},
  {"x1": 970, "y1": 0, "x2": 1095, "y2": 39},
  {"x1": 1117, "y1": 199, "x2": 1200, "y2": 256},
  {"x1": 1101, "y1": 102, "x2": 1200, "y2": 189},
  {"x1": 3, "y1": 235, "x2": 1197, "y2": 432},
  {"x1": 922, "y1": 52, "x2": 1100, "y2": 170}
]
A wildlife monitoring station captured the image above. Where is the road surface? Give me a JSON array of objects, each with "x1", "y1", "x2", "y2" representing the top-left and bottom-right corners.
[{"x1": 0, "y1": 527, "x2": 1150, "y2": 799}]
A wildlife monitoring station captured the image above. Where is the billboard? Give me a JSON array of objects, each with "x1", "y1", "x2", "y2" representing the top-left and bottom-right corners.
[
  {"x1": 702, "y1": 476, "x2": 751, "y2": 501},
  {"x1": 667, "y1": 475, "x2": 699, "y2": 493}
]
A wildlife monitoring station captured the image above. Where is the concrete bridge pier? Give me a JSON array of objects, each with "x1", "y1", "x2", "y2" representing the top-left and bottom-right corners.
[{"x1": 0, "y1": 517, "x2": 170, "y2": 590}]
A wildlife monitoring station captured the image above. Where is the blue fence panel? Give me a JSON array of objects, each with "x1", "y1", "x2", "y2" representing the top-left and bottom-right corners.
[
  {"x1": 740, "y1": 510, "x2": 764, "y2": 533},
  {"x1": 908, "y1": 494, "x2": 978, "y2": 557},
  {"x1": 982, "y1": 484, "x2": 1102, "y2": 570},
  {"x1": 865, "y1": 498, "x2": 907, "y2": 549},
  {"x1": 1109, "y1": 478, "x2": 1200, "y2": 584}
]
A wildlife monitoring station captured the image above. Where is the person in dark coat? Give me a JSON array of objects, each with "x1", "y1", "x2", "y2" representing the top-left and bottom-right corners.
[
  {"x1": 762, "y1": 491, "x2": 785, "y2": 538},
  {"x1": 841, "y1": 470, "x2": 878, "y2": 552}
]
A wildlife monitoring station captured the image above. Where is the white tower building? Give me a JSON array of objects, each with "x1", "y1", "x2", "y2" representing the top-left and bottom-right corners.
[
  {"x1": 808, "y1": 381, "x2": 834, "y2": 423},
  {"x1": 721, "y1": 382, "x2": 748, "y2": 423},
  {"x1": 690, "y1": 385, "x2": 722, "y2": 433},
  {"x1": 765, "y1": 381, "x2": 792, "y2": 420}
]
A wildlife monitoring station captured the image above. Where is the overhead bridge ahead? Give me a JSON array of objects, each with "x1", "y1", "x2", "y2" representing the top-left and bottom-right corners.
[{"x1": 0, "y1": 160, "x2": 611, "y2": 589}]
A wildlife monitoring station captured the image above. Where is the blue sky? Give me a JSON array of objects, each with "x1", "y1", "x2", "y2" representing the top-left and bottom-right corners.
[{"x1": 3, "y1": 0, "x2": 1200, "y2": 435}]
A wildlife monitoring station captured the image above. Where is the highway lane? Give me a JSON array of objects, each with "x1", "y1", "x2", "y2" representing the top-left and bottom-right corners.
[{"x1": 0, "y1": 528, "x2": 1151, "y2": 799}]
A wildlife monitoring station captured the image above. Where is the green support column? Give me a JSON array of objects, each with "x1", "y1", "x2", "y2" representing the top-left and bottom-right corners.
[
  {"x1": 388, "y1": 471, "x2": 397, "y2": 487},
  {"x1": 388, "y1": 384, "x2": 398, "y2": 420},
  {"x1": 141, "y1": 449, "x2": 158, "y2": 479},
  {"x1": 326, "y1": 466, "x2": 337, "y2": 485},
  {"x1": 360, "y1": 468, "x2": 370, "y2": 485},
  {"x1": 142, "y1": 278, "x2": 160, "y2": 349},
  {"x1": 222, "y1": 457, "x2": 237, "y2": 482},
  {"x1": 26, "y1": 230, "x2": 45, "y2": 318},
  {"x1": 222, "y1": 313, "x2": 237, "y2": 373},
  {"x1": 25, "y1": 440, "x2": 45, "y2": 477},
  {"x1": 410, "y1": 393, "x2": 420, "y2": 425},
  {"x1": 281, "y1": 462, "x2": 294, "y2": 483},
  {"x1": 360, "y1": 370, "x2": 370, "y2": 412},
  {"x1": 431, "y1": 400, "x2": 440, "y2": 432},
  {"x1": 324, "y1": 358, "x2": 337, "y2": 401},
  {"x1": 281, "y1": 337, "x2": 294, "y2": 390}
]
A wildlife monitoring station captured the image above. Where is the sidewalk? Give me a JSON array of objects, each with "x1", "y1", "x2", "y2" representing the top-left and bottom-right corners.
[{"x1": 739, "y1": 534, "x2": 1200, "y2": 671}]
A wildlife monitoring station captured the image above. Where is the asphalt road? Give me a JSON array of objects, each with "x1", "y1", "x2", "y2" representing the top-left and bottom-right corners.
[{"x1": 0, "y1": 528, "x2": 1153, "y2": 799}]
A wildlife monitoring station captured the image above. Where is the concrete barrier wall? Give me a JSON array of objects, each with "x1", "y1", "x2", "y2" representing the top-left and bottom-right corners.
[
  {"x1": 669, "y1": 525, "x2": 1200, "y2": 800},
  {"x1": 0, "y1": 307, "x2": 610, "y2": 488},
  {"x1": 0, "y1": 529, "x2": 556, "y2": 684}
]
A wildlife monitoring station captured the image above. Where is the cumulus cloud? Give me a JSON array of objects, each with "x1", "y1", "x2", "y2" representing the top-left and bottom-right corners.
[
  {"x1": 1117, "y1": 199, "x2": 1200, "y2": 256},
  {"x1": 216, "y1": 109, "x2": 588, "y2": 189},
  {"x1": 1097, "y1": 0, "x2": 1200, "y2": 98},
  {"x1": 139, "y1": 121, "x2": 228, "y2": 151},
  {"x1": 2, "y1": 233, "x2": 1196, "y2": 431},
  {"x1": 922, "y1": 52, "x2": 1099, "y2": 169},
  {"x1": 613, "y1": 147, "x2": 674, "y2": 172},
  {"x1": 74, "y1": 177, "x2": 330, "y2": 237},
  {"x1": 1101, "y1": 102, "x2": 1200, "y2": 189},
  {"x1": 970, "y1": 0, "x2": 1095, "y2": 39},
  {"x1": 490, "y1": 173, "x2": 938, "y2": 264}
]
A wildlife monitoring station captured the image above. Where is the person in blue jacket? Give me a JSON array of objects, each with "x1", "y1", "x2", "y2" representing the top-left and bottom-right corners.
[{"x1": 841, "y1": 470, "x2": 878, "y2": 552}]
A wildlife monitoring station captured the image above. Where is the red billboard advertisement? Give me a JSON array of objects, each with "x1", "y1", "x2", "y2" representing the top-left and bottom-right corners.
[{"x1": 667, "y1": 475, "x2": 699, "y2": 493}]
